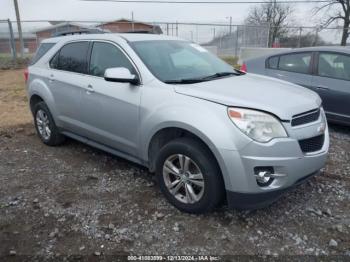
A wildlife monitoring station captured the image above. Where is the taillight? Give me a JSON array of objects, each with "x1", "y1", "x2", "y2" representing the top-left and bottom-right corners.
[
  {"x1": 24, "y1": 68, "x2": 29, "y2": 83},
  {"x1": 241, "y1": 63, "x2": 247, "y2": 72}
]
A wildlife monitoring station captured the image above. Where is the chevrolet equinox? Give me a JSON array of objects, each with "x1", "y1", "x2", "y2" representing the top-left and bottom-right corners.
[{"x1": 26, "y1": 34, "x2": 329, "y2": 213}]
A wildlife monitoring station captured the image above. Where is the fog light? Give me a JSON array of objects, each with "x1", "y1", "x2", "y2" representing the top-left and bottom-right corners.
[
  {"x1": 254, "y1": 167, "x2": 274, "y2": 187},
  {"x1": 255, "y1": 171, "x2": 274, "y2": 187},
  {"x1": 254, "y1": 167, "x2": 287, "y2": 187}
]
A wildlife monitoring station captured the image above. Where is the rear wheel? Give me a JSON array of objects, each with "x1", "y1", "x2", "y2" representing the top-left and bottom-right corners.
[
  {"x1": 155, "y1": 138, "x2": 224, "y2": 214},
  {"x1": 33, "y1": 101, "x2": 65, "y2": 146}
]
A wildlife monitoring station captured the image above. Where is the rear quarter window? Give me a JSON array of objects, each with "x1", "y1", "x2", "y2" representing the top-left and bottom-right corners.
[{"x1": 30, "y1": 43, "x2": 55, "y2": 65}]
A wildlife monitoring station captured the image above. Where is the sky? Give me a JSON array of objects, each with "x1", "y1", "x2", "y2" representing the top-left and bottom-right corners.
[
  {"x1": 0, "y1": 0, "x2": 323, "y2": 25},
  {"x1": 0, "y1": 0, "x2": 343, "y2": 44}
]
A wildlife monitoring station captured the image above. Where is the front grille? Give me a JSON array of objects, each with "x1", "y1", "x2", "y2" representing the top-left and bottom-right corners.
[
  {"x1": 291, "y1": 109, "x2": 320, "y2": 127},
  {"x1": 299, "y1": 135, "x2": 325, "y2": 153}
]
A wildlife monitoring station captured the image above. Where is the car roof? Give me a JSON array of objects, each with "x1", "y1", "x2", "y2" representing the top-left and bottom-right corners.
[
  {"x1": 40, "y1": 33, "x2": 184, "y2": 44},
  {"x1": 266, "y1": 46, "x2": 350, "y2": 57},
  {"x1": 244, "y1": 46, "x2": 350, "y2": 63}
]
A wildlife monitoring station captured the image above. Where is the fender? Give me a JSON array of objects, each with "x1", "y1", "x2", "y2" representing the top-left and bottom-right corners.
[
  {"x1": 138, "y1": 97, "x2": 252, "y2": 190},
  {"x1": 139, "y1": 96, "x2": 251, "y2": 160},
  {"x1": 28, "y1": 77, "x2": 59, "y2": 124}
]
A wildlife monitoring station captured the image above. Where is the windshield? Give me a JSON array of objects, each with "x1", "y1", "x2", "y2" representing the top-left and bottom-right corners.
[{"x1": 130, "y1": 40, "x2": 237, "y2": 83}]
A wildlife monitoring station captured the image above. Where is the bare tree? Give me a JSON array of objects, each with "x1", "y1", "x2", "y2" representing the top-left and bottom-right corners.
[
  {"x1": 245, "y1": 0, "x2": 293, "y2": 47},
  {"x1": 316, "y1": 0, "x2": 350, "y2": 46}
]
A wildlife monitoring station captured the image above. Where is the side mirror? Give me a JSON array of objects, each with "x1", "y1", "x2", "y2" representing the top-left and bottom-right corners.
[{"x1": 104, "y1": 67, "x2": 140, "y2": 85}]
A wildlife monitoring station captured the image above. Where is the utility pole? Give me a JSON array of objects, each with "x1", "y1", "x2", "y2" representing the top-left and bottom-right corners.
[
  {"x1": 297, "y1": 27, "x2": 302, "y2": 48},
  {"x1": 212, "y1": 28, "x2": 216, "y2": 40},
  {"x1": 13, "y1": 0, "x2": 24, "y2": 57},
  {"x1": 7, "y1": 19, "x2": 17, "y2": 60},
  {"x1": 226, "y1": 16, "x2": 232, "y2": 35},
  {"x1": 271, "y1": 0, "x2": 277, "y2": 47},
  {"x1": 235, "y1": 25, "x2": 239, "y2": 57},
  {"x1": 131, "y1": 11, "x2": 135, "y2": 32}
]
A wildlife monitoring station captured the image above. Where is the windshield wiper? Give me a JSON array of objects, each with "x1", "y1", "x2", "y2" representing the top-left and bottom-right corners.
[
  {"x1": 199, "y1": 71, "x2": 240, "y2": 81},
  {"x1": 164, "y1": 78, "x2": 208, "y2": 84},
  {"x1": 164, "y1": 71, "x2": 243, "y2": 85}
]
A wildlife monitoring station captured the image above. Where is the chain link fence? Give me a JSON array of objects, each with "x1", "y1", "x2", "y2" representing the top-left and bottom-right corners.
[{"x1": 0, "y1": 19, "x2": 348, "y2": 65}]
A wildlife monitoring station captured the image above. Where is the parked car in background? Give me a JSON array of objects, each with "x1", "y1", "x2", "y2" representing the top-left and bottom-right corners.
[
  {"x1": 243, "y1": 47, "x2": 350, "y2": 125},
  {"x1": 26, "y1": 34, "x2": 328, "y2": 213}
]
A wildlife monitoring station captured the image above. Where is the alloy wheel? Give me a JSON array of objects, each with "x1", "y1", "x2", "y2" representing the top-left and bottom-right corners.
[
  {"x1": 162, "y1": 154, "x2": 205, "y2": 204},
  {"x1": 36, "y1": 109, "x2": 51, "y2": 140}
]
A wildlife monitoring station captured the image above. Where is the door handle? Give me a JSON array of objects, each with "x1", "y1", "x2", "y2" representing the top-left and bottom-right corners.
[
  {"x1": 85, "y1": 84, "x2": 95, "y2": 94},
  {"x1": 317, "y1": 86, "x2": 329, "y2": 91}
]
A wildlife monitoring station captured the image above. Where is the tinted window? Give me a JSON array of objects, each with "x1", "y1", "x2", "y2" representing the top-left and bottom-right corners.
[
  {"x1": 30, "y1": 43, "x2": 55, "y2": 65},
  {"x1": 50, "y1": 52, "x2": 59, "y2": 69},
  {"x1": 267, "y1": 56, "x2": 279, "y2": 69},
  {"x1": 89, "y1": 42, "x2": 136, "y2": 77},
  {"x1": 57, "y1": 42, "x2": 89, "y2": 74},
  {"x1": 279, "y1": 52, "x2": 312, "y2": 74},
  {"x1": 318, "y1": 52, "x2": 350, "y2": 81}
]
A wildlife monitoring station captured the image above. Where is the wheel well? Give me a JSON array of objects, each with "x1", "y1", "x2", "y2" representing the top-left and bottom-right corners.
[
  {"x1": 148, "y1": 127, "x2": 220, "y2": 173},
  {"x1": 29, "y1": 95, "x2": 44, "y2": 114}
]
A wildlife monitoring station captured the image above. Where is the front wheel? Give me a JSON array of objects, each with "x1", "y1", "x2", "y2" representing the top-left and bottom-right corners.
[{"x1": 155, "y1": 138, "x2": 225, "y2": 214}]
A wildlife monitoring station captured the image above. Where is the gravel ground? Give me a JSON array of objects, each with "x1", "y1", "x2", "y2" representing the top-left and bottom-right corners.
[{"x1": 0, "y1": 122, "x2": 349, "y2": 260}]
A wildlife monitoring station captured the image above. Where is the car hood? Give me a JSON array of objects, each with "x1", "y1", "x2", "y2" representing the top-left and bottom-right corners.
[{"x1": 174, "y1": 73, "x2": 322, "y2": 120}]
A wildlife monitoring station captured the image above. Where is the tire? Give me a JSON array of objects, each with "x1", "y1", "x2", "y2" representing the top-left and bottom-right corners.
[
  {"x1": 155, "y1": 138, "x2": 225, "y2": 214},
  {"x1": 33, "y1": 101, "x2": 65, "y2": 146}
]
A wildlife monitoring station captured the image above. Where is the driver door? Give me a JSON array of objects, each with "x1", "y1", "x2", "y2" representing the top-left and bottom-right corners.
[{"x1": 79, "y1": 41, "x2": 141, "y2": 157}]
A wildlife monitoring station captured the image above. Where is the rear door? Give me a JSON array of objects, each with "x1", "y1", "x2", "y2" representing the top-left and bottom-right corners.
[
  {"x1": 311, "y1": 52, "x2": 350, "y2": 123},
  {"x1": 266, "y1": 52, "x2": 314, "y2": 89},
  {"x1": 79, "y1": 41, "x2": 141, "y2": 157},
  {"x1": 48, "y1": 41, "x2": 91, "y2": 133}
]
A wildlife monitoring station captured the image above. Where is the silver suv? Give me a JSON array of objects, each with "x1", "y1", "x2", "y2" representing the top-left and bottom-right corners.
[{"x1": 26, "y1": 33, "x2": 329, "y2": 213}]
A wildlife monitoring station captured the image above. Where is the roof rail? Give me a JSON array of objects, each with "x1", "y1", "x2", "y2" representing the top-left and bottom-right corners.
[
  {"x1": 52, "y1": 28, "x2": 107, "y2": 37},
  {"x1": 122, "y1": 30, "x2": 158, "y2": 34}
]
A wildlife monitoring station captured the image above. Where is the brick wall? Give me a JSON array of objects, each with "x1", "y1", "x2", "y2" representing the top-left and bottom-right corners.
[
  {"x1": 0, "y1": 38, "x2": 37, "y2": 54},
  {"x1": 100, "y1": 22, "x2": 154, "y2": 33}
]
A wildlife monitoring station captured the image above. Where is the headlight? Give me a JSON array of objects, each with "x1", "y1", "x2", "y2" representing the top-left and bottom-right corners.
[{"x1": 228, "y1": 107, "x2": 287, "y2": 143}]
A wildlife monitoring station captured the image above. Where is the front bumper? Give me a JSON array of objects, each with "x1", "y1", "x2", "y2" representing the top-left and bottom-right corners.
[
  {"x1": 217, "y1": 113, "x2": 329, "y2": 209},
  {"x1": 226, "y1": 171, "x2": 319, "y2": 209}
]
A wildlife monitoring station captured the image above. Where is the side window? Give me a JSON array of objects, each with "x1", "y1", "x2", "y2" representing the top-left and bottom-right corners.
[
  {"x1": 318, "y1": 52, "x2": 350, "y2": 81},
  {"x1": 278, "y1": 52, "x2": 312, "y2": 74},
  {"x1": 267, "y1": 56, "x2": 279, "y2": 69},
  {"x1": 30, "y1": 43, "x2": 55, "y2": 65},
  {"x1": 89, "y1": 42, "x2": 136, "y2": 77},
  {"x1": 50, "y1": 52, "x2": 59, "y2": 69},
  {"x1": 57, "y1": 42, "x2": 89, "y2": 74}
]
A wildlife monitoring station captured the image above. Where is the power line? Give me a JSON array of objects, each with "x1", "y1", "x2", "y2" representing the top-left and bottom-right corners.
[{"x1": 82, "y1": 0, "x2": 329, "y2": 4}]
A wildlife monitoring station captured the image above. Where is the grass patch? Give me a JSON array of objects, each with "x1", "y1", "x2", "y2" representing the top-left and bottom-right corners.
[
  {"x1": 0, "y1": 69, "x2": 31, "y2": 128},
  {"x1": 221, "y1": 56, "x2": 241, "y2": 70},
  {"x1": 0, "y1": 53, "x2": 33, "y2": 70}
]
